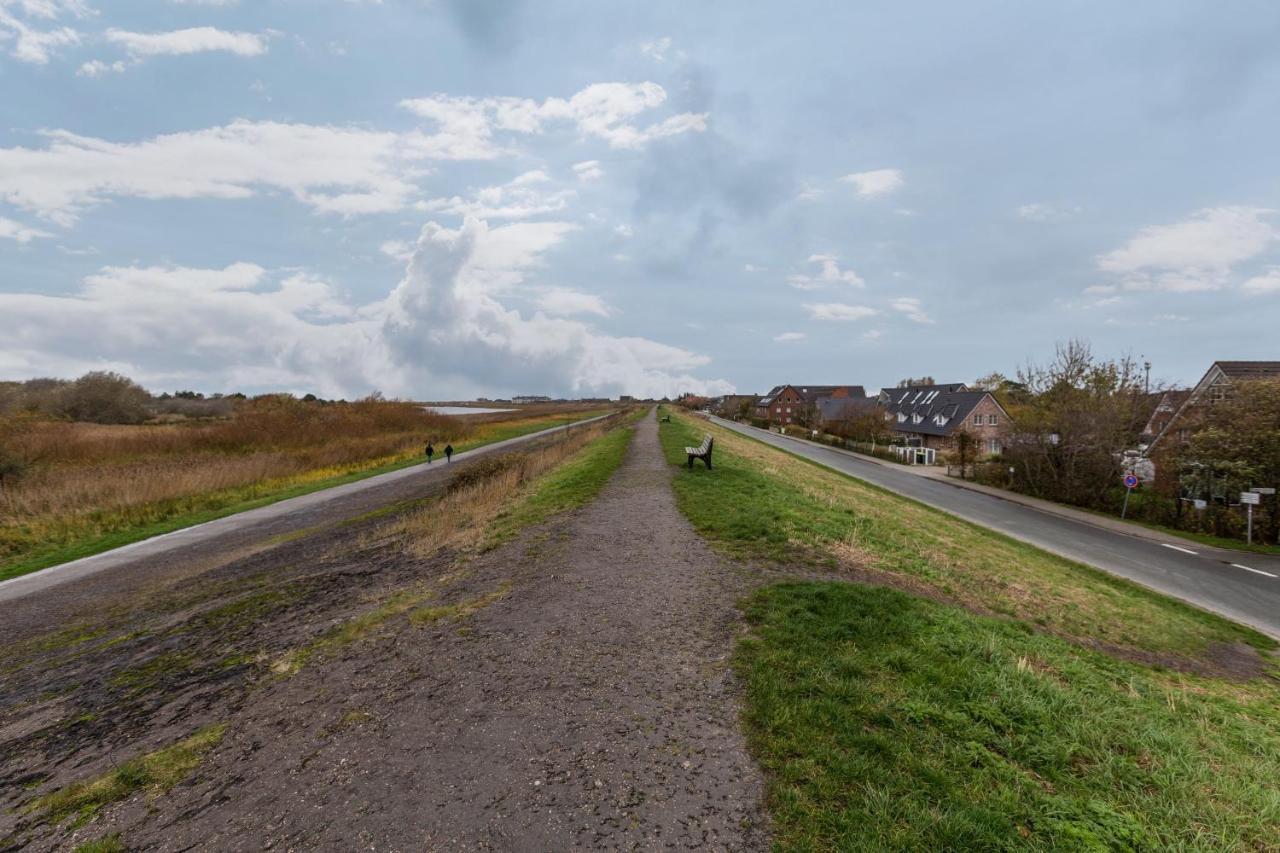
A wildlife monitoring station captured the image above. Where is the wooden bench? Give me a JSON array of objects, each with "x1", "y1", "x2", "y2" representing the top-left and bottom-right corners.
[
  {"x1": 685, "y1": 434, "x2": 713, "y2": 470},
  {"x1": 660, "y1": 414, "x2": 671, "y2": 423}
]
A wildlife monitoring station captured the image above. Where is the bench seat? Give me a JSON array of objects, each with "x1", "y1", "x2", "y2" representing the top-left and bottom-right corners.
[{"x1": 685, "y1": 434, "x2": 713, "y2": 470}]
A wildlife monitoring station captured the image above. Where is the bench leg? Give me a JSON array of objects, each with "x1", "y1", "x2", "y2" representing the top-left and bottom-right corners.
[
  {"x1": 687, "y1": 453, "x2": 694, "y2": 469},
  {"x1": 701, "y1": 454, "x2": 712, "y2": 470}
]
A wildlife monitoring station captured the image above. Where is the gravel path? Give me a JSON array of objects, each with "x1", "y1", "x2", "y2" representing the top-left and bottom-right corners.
[{"x1": 13, "y1": 409, "x2": 769, "y2": 850}]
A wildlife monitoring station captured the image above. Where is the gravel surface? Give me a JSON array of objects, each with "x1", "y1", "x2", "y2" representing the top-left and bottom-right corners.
[{"x1": 3, "y1": 410, "x2": 769, "y2": 851}]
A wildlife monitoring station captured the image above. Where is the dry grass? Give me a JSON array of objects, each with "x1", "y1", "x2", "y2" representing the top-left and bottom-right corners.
[{"x1": 388, "y1": 420, "x2": 613, "y2": 558}]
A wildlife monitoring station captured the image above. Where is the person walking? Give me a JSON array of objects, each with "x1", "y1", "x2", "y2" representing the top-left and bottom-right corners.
[
  {"x1": 444, "y1": 443, "x2": 454, "y2": 463},
  {"x1": 425, "y1": 442, "x2": 435, "y2": 463}
]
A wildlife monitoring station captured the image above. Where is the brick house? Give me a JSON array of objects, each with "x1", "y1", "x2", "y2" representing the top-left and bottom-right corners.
[
  {"x1": 878, "y1": 384, "x2": 1010, "y2": 462},
  {"x1": 1146, "y1": 361, "x2": 1280, "y2": 453},
  {"x1": 755, "y1": 384, "x2": 866, "y2": 426}
]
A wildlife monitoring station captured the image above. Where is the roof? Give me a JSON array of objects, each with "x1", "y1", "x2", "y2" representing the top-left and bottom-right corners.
[
  {"x1": 1214, "y1": 361, "x2": 1280, "y2": 381},
  {"x1": 881, "y1": 385, "x2": 998, "y2": 437},
  {"x1": 817, "y1": 396, "x2": 880, "y2": 422},
  {"x1": 758, "y1": 384, "x2": 867, "y2": 406}
]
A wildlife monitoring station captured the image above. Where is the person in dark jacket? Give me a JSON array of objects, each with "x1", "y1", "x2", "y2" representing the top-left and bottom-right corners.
[
  {"x1": 444, "y1": 443, "x2": 454, "y2": 463},
  {"x1": 425, "y1": 442, "x2": 435, "y2": 463}
]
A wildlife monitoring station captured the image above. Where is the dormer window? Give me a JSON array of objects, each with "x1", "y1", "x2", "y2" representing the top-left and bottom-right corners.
[
  {"x1": 912, "y1": 413, "x2": 923, "y2": 424},
  {"x1": 897, "y1": 412, "x2": 907, "y2": 422}
]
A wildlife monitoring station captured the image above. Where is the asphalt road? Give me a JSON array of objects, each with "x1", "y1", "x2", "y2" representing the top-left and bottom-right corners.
[
  {"x1": 710, "y1": 416, "x2": 1280, "y2": 640},
  {"x1": 0, "y1": 412, "x2": 615, "y2": 607}
]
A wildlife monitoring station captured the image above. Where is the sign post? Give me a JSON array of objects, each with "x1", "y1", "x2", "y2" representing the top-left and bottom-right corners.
[
  {"x1": 1241, "y1": 491, "x2": 1261, "y2": 545},
  {"x1": 1121, "y1": 473, "x2": 1139, "y2": 520}
]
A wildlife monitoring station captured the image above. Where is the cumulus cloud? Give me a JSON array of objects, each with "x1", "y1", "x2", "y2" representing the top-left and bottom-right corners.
[
  {"x1": 573, "y1": 160, "x2": 604, "y2": 182},
  {"x1": 0, "y1": 120, "x2": 477, "y2": 225},
  {"x1": 840, "y1": 168, "x2": 903, "y2": 198},
  {"x1": 105, "y1": 26, "x2": 267, "y2": 57},
  {"x1": 773, "y1": 331, "x2": 806, "y2": 342},
  {"x1": 890, "y1": 296, "x2": 933, "y2": 324},
  {"x1": 418, "y1": 170, "x2": 575, "y2": 221},
  {"x1": 0, "y1": 0, "x2": 86, "y2": 64},
  {"x1": 0, "y1": 215, "x2": 51, "y2": 242},
  {"x1": 401, "y1": 81, "x2": 706, "y2": 152},
  {"x1": 787, "y1": 254, "x2": 864, "y2": 290},
  {"x1": 0, "y1": 219, "x2": 732, "y2": 399},
  {"x1": 1243, "y1": 267, "x2": 1280, "y2": 295},
  {"x1": 1098, "y1": 206, "x2": 1277, "y2": 292},
  {"x1": 536, "y1": 287, "x2": 611, "y2": 317},
  {"x1": 804, "y1": 302, "x2": 877, "y2": 321}
]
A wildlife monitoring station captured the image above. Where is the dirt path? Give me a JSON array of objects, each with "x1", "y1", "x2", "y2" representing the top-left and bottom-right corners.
[{"x1": 7, "y1": 410, "x2": 768, "y2": 850}]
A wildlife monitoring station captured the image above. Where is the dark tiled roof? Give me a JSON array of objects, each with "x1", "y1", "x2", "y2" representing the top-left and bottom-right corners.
[
  {"x1": 1215, "y1": 361, "x2": 1280, "y2": 380},
  {"x1": 817, "y1": 396, "x2": 879, "y2": 422},
  {"x1": 758, "y1": 384, "x2": 867, "y2": 406},
  {"x1": 881, "y1": 385, "x2": 992, "y2": 437}
]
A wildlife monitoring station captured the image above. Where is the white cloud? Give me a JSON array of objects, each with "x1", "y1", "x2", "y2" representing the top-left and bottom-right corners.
[
  {"x1": 1243, "y1": 267, "x2": 1280, "y2": 295},
  {"x1": 77, "y1": 58, "x2": 125, "y2": 76},
  {"x1": 0, "y1": 215, "x2": 51, "y2": 242},
  {"x1": 840, "y1": 168, "x2": 903, "y2": 198},
  {"x1": 804, "y1": 302, "x2": 877, "y2": 322},
  {"x1": 418, "y1": 170, "x2": 575, "y2": 221},
  {"x1": 1098, "y1": 206, "x2": 1277, "y2": 292},
  {"x1": 743, "y1": 263, "x2": 762, "y2": 273},
  {"x1": 890, "y1": 296, "x2": 933, "y2": 324},
  {"x1": 773, "y1": 331, "x2": 806, "y2": 342},
  {"x1": 0, "y1": 120, "x2": 475, "y2": 224},
  {"x1": 787, "y1": 253, "x2": 864, "y2": 289},
  {"x1": 638, "y1": 35, "x2": 673, "y2": 62},
  {"x1": 400, "y1": 81, "x2": 706, "y2": 152},
  {"x1": 0, "y1": 0, "x2": 86, "y2": 64},
  {"x1": 536, "y1": 287, "x2": 611, "y2": 317},
  {"x1": 105, "y1": 26, "x2": 267, "y2": 58},
  {"x1": 573, "y1": 160, "x2": 604, "y2": 182},
  {"x1": 0, "y1": 219, "x2": 732, "y2": 399}
]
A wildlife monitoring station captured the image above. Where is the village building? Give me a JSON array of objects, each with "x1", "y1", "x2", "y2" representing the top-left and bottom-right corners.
[
  {"x1": 1146, "y1": 361, "x2": 1280, "y2": 452},
  {"x1": 878, "y1": 383, "x2": 1009, "y2": 464},
  {"x1": 755, "y1": 384, "x2": 866, "y2": 426}
]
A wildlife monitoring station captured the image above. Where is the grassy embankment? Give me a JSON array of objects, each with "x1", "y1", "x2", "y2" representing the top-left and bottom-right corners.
[
  {"x1": 660, "y1": 410, "x2": 1280, "y2": 851},
  {"x1": 0, "y1": 404, "x2": 607, "y2": 582}
]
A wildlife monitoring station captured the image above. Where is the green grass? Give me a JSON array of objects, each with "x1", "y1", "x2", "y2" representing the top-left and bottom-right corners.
[
  {"x1": 658, "y1": 411, "x2": 1274, "y2": 659},
  {"x1": 31, "y1": 724, "x2": 225, "y2": 828},
  {"x1": 73, "y1": 835, "x2": 124, "y2": 853},
  {"x1": 0, "y1": 410, "x2": 609, "y2": 584},
  {"x1": 737, "y1": 583, "x2": 1280, "y2": 851},
  {"x1": 483, "y1": 412, "x2": 639, "y2": 548}
]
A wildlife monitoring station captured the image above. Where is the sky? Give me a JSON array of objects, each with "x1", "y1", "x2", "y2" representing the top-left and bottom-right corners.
[{"x1": 2, "y1": 0, "x2": 1279, "y2": 400}]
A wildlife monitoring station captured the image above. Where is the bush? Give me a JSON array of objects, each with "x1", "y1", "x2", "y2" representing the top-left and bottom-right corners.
[{"x1": 57, "y1": 372, "x2": 152, "y2": 424}]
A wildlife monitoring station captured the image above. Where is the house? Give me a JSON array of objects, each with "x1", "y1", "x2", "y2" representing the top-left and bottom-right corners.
[
  {"x1": 1138, "y1": 389, "x2": 1190, "y2": 447},
  {"x1": 715, "y1": 394, "x2": 759, "y2": 419},
  {"x1": 1147, "y1": 361, "x2": 1280, "y2": 452},
  {"x1": 816, "y1": 396, "x2": 881, "y2": 428},
  {"x1": 878, "y1": 383, "x2": 1009, "y2": 463},
  {"x1": 512, "y1": 395, "x2": 552, "y2": 404},
  {"x1": 755, "y1": 384, "x2": 866, "y2": 426}
]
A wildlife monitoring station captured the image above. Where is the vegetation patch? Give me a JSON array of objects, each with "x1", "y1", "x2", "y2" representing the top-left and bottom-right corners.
[
  {"x1": 737, "y1": 583, "x2": 1280, "y2": 851},
  {"x1": 659, "y1": 410, "x2": 1274, "y2": 662},
  {"x1": 30, "y1": 724, "x2": 225, "y2": 828},
  {"x1": 409, "y1": 582, "x2": 513, "y2": 626}
]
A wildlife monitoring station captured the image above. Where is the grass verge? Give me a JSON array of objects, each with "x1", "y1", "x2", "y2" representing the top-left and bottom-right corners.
[
  {"x1": 0, "y1": 410, "x2": 608, "y2": 583},
  {"x1": 658, "y1": 410, "x2": 1273, "y2": 660},
  {"x1": 738, "y1": 583, "x2": 1280, "y2": 851},
  {"x1": 30, "y1": 724, "x2": 225, "y2": 828}
]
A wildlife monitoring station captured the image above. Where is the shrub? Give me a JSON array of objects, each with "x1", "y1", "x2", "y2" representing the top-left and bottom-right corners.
[{"x1": 57, "y1": 372, "x2": 152, "y2": 424}]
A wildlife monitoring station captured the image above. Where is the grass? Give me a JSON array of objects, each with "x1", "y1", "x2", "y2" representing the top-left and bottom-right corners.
[
  {"x1": 660, "y1": 409, "x2": 1280, "y2": 850},
  {"x1": 30, "y1": 724, "x2": 225, "y2": 828},
  {"x1": 0, "y1": 409, "x2": 608, "y2": 583},
  {"x1": 658, "y1": 410, "x2": 1274, "y2": 659},
  {"x1": 737, "y1": 583, "x2": 1280, "y2": 851}
]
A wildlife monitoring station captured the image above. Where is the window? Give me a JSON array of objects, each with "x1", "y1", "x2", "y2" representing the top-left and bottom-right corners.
[
  {"x1": 987, "y1": 439, "x2": 1001, "y2": 454},
  {"x1": 912, "y1": 413, "x2": 923, "y2": 424},
  {"x1": 987, "y1": 414, "x2": 998, "y2": 425},
  {"x1": 785, "y1": 407, "x2": 792, "y2": 414},
  {"x1": 897, "y1": 412, "x2": 907, "y2": 422},
  {"x1": 973, "y1": 413, "x2": 982, "y2": 425}
]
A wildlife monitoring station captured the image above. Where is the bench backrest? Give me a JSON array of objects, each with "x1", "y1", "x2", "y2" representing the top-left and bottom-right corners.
[{"x1": 697, "y1": 434, "x2": 711, "y2": 453}]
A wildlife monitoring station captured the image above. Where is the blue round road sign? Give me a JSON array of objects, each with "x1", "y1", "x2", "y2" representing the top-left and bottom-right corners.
[{"x1": 1123, "y1": 474, "x2": 1139, "y2": 489}]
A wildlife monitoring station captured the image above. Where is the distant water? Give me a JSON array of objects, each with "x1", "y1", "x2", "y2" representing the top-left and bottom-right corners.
[{"x1": 424, "y1": 406, "x2": 516, "y2": 416}]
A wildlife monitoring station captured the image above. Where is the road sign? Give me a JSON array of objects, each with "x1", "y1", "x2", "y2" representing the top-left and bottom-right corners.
[
  {"x1": 1241, "y1": 491, "x2": 1261, "y2": 505},
  {"x1": 1123, "y1": 473, "x2": 1139, "y2": 489},
  {"x1": 1121, "y1": 473, "x2": 1139, "y2": 518},
  {"x1": 1193, "y1": 499, "x2": 1207, "y2": 510},
  {"x1": 1252, "y1": 487, "x2": 1276, "y2": 495}
]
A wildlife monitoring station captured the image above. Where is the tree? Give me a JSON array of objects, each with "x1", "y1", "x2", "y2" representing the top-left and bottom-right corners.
[
  {"x1": 57, "y1": 372, "x2": 152, "y2": 424},
  {"x1": 896, "y1": 376, "x2": 936, "y2": 388},
  {"x1": 1000, "y1": 340, "x2": 1148, "y2": 508}
]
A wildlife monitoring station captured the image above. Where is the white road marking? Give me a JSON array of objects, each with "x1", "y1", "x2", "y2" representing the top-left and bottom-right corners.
[
  {"x1": 1231, "y1": 563, "x2": 1278, "y2": 578},
  {"x1": 1160, "y1": 543, "x2": 1198, "y2": 555}
]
